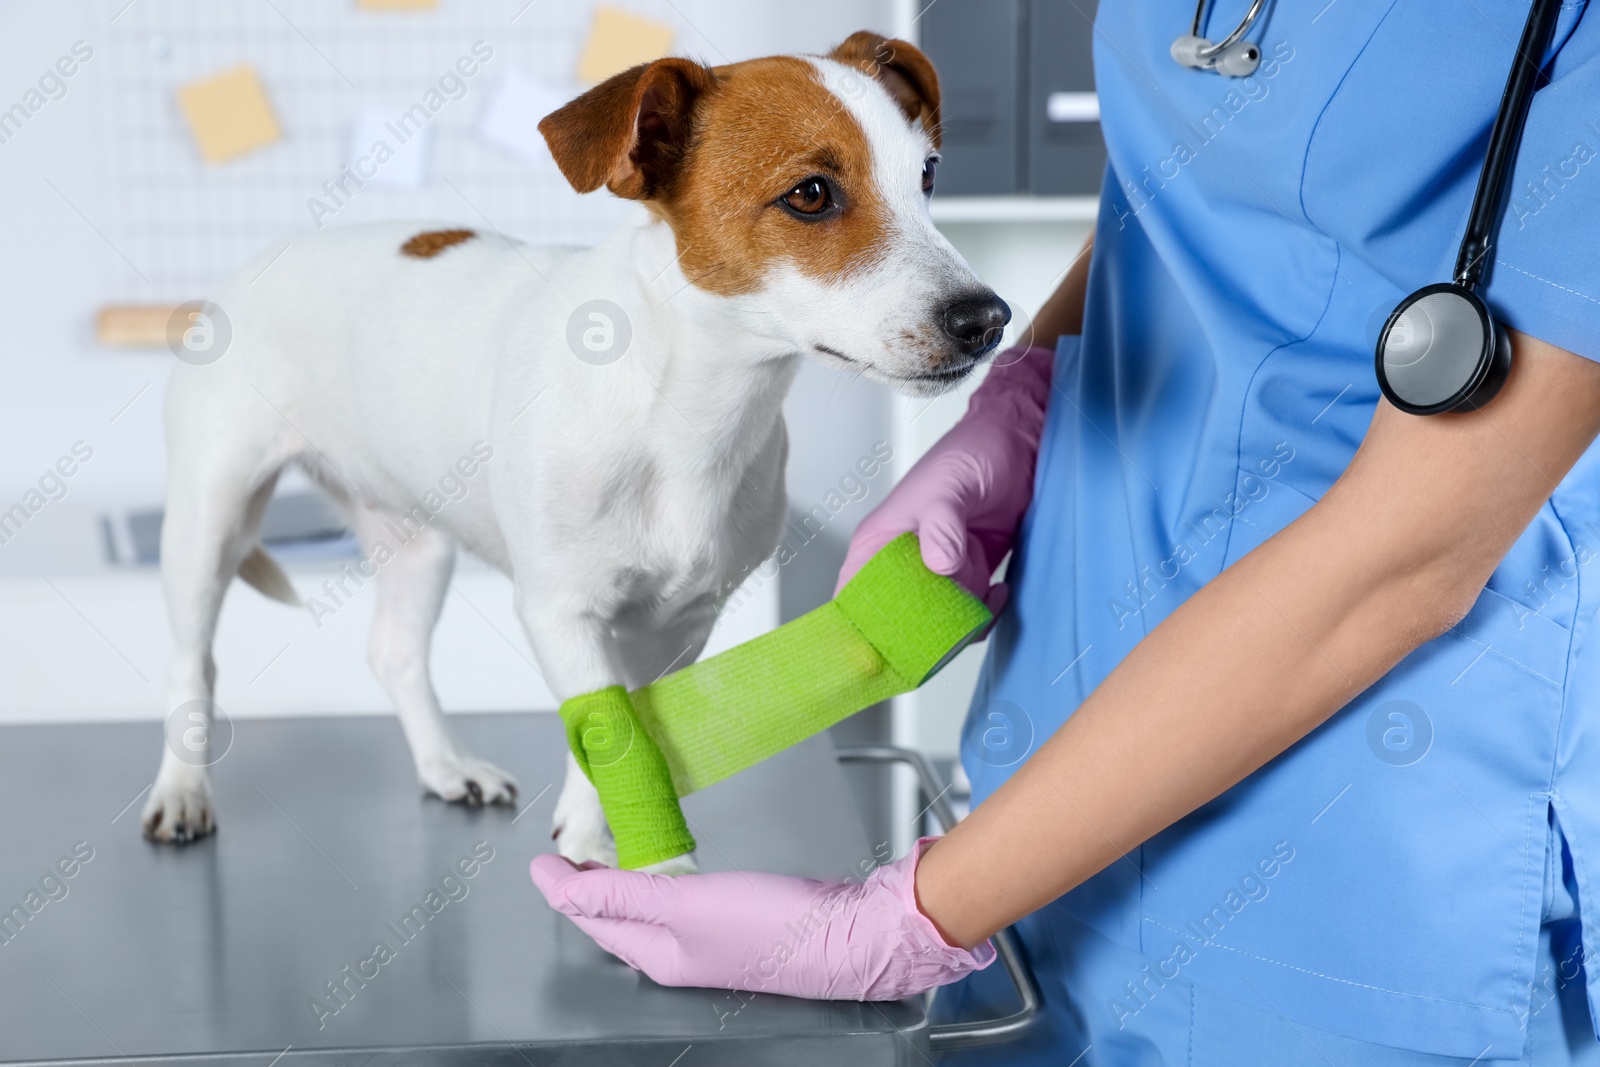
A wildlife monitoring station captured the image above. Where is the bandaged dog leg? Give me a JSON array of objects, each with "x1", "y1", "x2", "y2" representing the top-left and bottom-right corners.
[
  {"x1": 560, "y1": 534, "x2": 992, "y2": 870},
  {"x1": 558, "y1": 686, "x2": 695, "y2": 871}
]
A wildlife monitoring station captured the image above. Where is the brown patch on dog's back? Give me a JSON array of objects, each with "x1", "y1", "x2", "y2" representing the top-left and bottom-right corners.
[
  {"x1": 656, "y1": 57, "x2": 891, "y2": 296},
  {"x1": 400, "y1": 229, "x2": 477, "y2": 258}
]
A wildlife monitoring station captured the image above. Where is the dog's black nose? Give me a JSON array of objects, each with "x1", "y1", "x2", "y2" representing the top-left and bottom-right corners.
[{"x1": 943, "y1": 293, "x2": 1012, "y2": 357}]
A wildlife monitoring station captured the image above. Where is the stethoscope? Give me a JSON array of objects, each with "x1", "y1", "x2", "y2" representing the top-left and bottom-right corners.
[{"x1": 1174, "y1": 0, "x2": 1563, "y2": 415}]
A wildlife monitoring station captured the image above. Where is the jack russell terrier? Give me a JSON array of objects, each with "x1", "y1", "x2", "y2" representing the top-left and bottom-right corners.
[{"x1": 144, "y1": 31, "x2": 1009, "y2": 872}]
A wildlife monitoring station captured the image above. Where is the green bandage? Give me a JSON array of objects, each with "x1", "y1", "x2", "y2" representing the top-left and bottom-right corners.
[
  {"x1": 558, "y1": 686, "x2": 695, "y2": 870},
  {"x1": 559, "y1": 533, "x2": 991, "y2": 869}
]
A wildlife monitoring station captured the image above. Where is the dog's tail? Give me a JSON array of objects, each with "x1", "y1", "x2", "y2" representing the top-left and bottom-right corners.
[{"x1": 238, "y1": 545, "x2": 300, "y2": 606}]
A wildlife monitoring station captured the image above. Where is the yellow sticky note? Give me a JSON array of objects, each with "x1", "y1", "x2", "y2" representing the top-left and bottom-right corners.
[
  {"x1": 578, "y1": 7, "x2": 674, "y2": 84},
  {"x1": 357, "y1": 0, "x2": 437, "y2": 8},
  {"x1": 176, "y1": 65, "x2": 281, "y2": 164}
]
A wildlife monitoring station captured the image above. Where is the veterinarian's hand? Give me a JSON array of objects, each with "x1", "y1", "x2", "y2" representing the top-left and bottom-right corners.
[
  {"x1": 837, "y1": 345, "x2": 1055, "y2": 607},
  {"x1": 530, "y1": 838, "x2": 994, "y2": 1000}
]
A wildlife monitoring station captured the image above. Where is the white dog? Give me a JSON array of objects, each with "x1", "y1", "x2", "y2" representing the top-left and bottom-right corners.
[{"x1": 143, "y1": 32, "x2": 1009, "y2": 872}]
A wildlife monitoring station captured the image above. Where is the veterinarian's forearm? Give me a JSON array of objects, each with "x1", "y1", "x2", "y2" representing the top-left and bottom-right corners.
[
  {"x1": 1027, "y1": 229, "x2": 1094, "y2": 346},
  {"x1": 916, "y1": 330, "x2": 1600, "y2": 949},
  {"x1": 917, "y1": 494, "x2": 1440, "y2": 948}
]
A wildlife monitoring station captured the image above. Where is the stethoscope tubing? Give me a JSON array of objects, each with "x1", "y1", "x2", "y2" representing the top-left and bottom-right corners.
[
  {"x1": 1454, "y1": 0, "x2": 1563, "y2": 290},
  {"x1": 1187, "y1": 0, "x2": 1269, "y2": 59}
]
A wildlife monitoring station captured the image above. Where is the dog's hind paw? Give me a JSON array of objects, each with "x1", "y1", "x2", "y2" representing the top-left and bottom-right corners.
[
  {"x1": 141, "y1": 774, "x2": 216, "y2": 844},
  {"x1": 419, "y1": 753, "x2": 518, "y2": 807}
]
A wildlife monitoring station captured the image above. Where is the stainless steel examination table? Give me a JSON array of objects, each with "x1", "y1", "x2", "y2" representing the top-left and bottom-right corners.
[{"x1": 0, "y1": 714, "x2": 1034, "y2": 1065}]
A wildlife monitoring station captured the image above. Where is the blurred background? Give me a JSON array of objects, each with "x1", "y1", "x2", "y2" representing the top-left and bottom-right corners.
[{"x1": 0, "y1": 0, "x2": 1096, "y2": 851}]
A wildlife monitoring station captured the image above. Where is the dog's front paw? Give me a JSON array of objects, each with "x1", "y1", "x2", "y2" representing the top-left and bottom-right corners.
[
  {"x1": 638, "y1": 851, "x2": 699, "y2": 876},
  {"x1": 552, "y1": 791, "x2": 617, "y2": 868},
  {"x1": 418, "y1": 753, "x2": 518, "y2": 807},
  {"x1": 141, "y1": 772, "x2": 216, "y2": 844}
]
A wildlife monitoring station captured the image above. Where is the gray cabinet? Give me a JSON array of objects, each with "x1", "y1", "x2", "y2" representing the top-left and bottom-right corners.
[
  {"x1": 1027, "y1": 0, "x2": 1106, "y2": 195},
  {"x1": 922, "y1": 0, "x2": 1026, "y2": 195},
  {"x1": 920, "y1": 0, "x2": 1105, "y2": 197}
]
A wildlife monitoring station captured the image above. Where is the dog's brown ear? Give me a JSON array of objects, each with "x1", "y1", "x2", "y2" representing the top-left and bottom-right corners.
[
  {"x1": 829, "y1": 31, "x2": 941, "y2": 148},
  {"x1": 539, "y1": 58, "x2": 715, "y2": 200}
]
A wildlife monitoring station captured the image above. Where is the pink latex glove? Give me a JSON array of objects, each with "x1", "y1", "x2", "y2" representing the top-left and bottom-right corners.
[
  {"x1": 530, "y1": 838, "x2": 995, "y2": 1000},
  {"x1": 837, "y1": 345, "x2": 1055, "y2": 610}
]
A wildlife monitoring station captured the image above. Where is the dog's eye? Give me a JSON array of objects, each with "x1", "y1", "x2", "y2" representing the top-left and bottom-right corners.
[
  {"x1": 922, "y1": 157, "x2": 937, "y2": 197},
  {"x1": 780, "y1": 177, "x2": 833, "y2": 217}
]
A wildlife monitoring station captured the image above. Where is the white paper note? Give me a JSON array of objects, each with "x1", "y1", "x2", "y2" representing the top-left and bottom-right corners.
[
  {"x1": 348, "y1": 103, "x2": 432, "y2": 190},
  {"x1": 476, "y1": 70, "x2": 571, "y2": 168}
]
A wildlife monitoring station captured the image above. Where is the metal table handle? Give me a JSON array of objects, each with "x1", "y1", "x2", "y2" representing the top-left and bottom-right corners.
[{"x1": 836, "y1": 745, "x2": 1041, "y2": 1052}]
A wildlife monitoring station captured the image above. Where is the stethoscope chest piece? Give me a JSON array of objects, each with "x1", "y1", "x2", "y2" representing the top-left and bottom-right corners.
[
  {"x1": 1375, "y1": 283, "x2": 1510, "y2": 415},
  {"x1": 1175, "y1": 0, "x2": 1560, "y2": 417}
]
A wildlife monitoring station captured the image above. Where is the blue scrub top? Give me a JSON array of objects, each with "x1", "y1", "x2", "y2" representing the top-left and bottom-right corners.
[{"x1": 963, "y1": 1, "x2": 1600, "y2": 1057}]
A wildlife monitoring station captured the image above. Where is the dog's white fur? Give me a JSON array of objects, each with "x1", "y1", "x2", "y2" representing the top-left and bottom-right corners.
[{"x1": 144, "y1": 52, "x2": 998, "y2": 871}]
